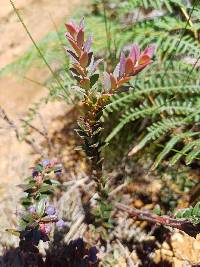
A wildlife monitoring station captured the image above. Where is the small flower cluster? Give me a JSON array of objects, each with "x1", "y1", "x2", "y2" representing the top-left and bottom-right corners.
[
  {"x1": 32, "y1": 159, "x2": 62, "y2": 186},
  {"x1": 20, "y1": 160, "x2": 63, "y2": 244},
  {"x1": 20, "y1": 159, "x2": 62, "y2": 207},
  {"x1": 28, "y1": 201, "x2": 64, "y2": 235},
  {"x1": 20, "y1": 196, "x2": 64, "y2": 244},
  {"x1": 8, "y1": 159, "x2": 63, "y2": 247},
  {"x1": 18, "y1": 200, "x2": 64, "y2": 247},
  {"x1": 15, "y1": 200, "x2": 65, "y2": 249}
]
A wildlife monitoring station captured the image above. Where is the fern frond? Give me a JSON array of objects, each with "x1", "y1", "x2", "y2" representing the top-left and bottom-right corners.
[
  {"x1": 103, "y1": 83, "x2": 200, "y2": 120},
  {"x1": 105, "y1": 100, "x2": 200, "y2": 143},
  {"x1": 185, "y1": 142, "x2": 200, "y2": 165},
  {"x1": 95, "y1": 0, "x2": 200, "y2": 167},
  {"x1": 116, "y1": 0, "x2": 184, "y2": 13},
  {"x1": 128, "y1": 117, "x2": 191, "y2": 156},
  {"x1": 152, "y1": 132, "x2": 200, "y2": 169},
  {"x1": 169, "y1": 140, "x2": 200, "y2": 165}
]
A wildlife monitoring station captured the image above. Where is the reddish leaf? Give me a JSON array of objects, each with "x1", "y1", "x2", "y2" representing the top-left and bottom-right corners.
[
  {"x1": 110, "y1": 74, "x2": 117, "y2": 90},
  {"x1": 65, "y1": 32, "x2": 74, "y2": 41},
  {"x1": 65, "y1": 22, "x2": 77, "y2": 37},
  {"x1": 70, "y1": 67, "x2": 80, "y2": 76},
  {"x1": 77, "y1": 29, "x2": 84, "y2": 48},
  {"x1": 138, "y1": 55, "x2": 151, "y2": 65},
  {"x1": 117, "y1": 77, "x2": 131, "y2": 87},
  {"x1": 131, "y1": 60, "x2": 153, "y2": 75},
  {"x1": 80, "y1": 52, "x2": 89, "y2": 68},
  {"x1": 73, "y1": 64, "x2": 85, "y2": 76},
  {"x1": 125, "y1": 58, "x2": 134, "y2": 75},
  {"x1": 67, "y1": 37, "x2": 81, "y2": 56}
]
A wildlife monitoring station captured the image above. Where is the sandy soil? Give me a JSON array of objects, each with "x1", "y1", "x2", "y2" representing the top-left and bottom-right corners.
[
  {"x1": 0, "y1": 0, "x2": 83, "y2": 184},
  {"x1": 0, "y1": 0, "x2": 81, "y2": 69}
]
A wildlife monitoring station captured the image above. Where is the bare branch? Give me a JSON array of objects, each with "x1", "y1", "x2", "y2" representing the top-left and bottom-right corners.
[
  {"x1": 0, "y1": 106, "x2": 20, "y2": 140},
  {"x1": 115, "y1": 202, "x2": 200, "y2": 238},
  {"x1": 21, "y1": 119, "x2": 46, "y2": 138},
  {"x1": 0, "y1": 106, "x2": 45, "y2": 156}
]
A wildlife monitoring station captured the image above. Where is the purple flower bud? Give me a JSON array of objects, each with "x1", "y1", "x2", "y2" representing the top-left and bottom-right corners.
[
  {"x1": 41, "y1": 159, "x2": 50, "y2": 167},
  {"x1": 88, "y1": 246, "x2": 98, "y2": 263},
  {"x1": 54, "y1": 169, "x2": 62, "y2": 177},
  {"x1": 44, "y1": 224, "x2": 52, "y2": 234},
  {"x1": 73, "y1": 238, "x2": 84, "y2": 253},
  {"x1": 29, "y1": 206, "x2": 36, "y2": 214},
  {"x1": 45, "y1": 205, "x2": 56, "y2": 216},
  {"x1": 56, "y1": 219, "x2": 65, "y2": 228},
  {"x1": 32, "y1": 170, "x2": 39, "y2": 178}
]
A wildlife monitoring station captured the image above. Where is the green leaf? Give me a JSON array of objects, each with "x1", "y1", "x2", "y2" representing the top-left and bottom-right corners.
[
  {"x1": 151, "y1": 135, "x2": 181, "y2": 170},
  {"x1": 36, "y1": 199, "x2": 46, "y2": 217},
  {"x1": 21, "y1": 197, "x2": 32, "y2": 207},
  {"x1": 38, "y1": 185, "x2": 53, "y2": 193},
  {"x1": 35, "y1": 164, "x2": 44, "y2": 172},
  {"x1": 182, "y1": 208, "x2": 193, "y2": 218},
  {"x1": 153, "y1": 206, "x2": 161, "y2": 216},
  {"x1": 19, "y1": 183, "x2": 36, "y2": 193},
  {"x1": 90, "y1": 74, "x2": 99, "y2": 87},
  {"x1": 192, "y1": 202, "x2": 200, "y2": 216},
  {"x1": 44, "y1": 179, "x2": 60, "y2": 186},
  {"x1": 6, "y1": 229, "x2": 20, "y2": 237},
  {"x1": 38, "y1": 194, "x2": 48, "y2": 201}
]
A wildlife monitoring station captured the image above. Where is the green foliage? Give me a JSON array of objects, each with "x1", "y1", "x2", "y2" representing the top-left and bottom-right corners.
[
  {"x1": 175, "y1": 202, "x2": 200, "y2": 224},
  {"x1": 98, "y1": 0, "x2": 200, "y2": 168},
  {"x1": 7, "y1": 159, "x2": 64, "y2": 248},
  {"x1": 19, "y1": 161, "x2": 61, "y2": 208}
]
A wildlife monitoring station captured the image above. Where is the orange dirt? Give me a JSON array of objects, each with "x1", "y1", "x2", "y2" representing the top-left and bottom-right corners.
[{"x1": 0, "y1": 0, "x2": 84, "y2": 183}]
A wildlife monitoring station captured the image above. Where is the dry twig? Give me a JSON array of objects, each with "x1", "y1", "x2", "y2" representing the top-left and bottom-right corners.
[{"x1": 115, "y1": 203, "x2": 200, "y2": 238}]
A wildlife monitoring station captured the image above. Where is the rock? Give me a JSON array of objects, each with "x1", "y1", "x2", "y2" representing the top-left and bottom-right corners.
[{"x1": 153, "y1": 231, "x2": 200, "y2": 266}]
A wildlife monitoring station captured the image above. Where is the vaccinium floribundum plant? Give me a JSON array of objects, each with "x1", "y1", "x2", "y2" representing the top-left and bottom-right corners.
[
  {"x1": 65, "y1": 18, "x2": 155, "y2": 226},
  {"x1": 64, "y1": 18, "x2": 200, "y2": 237},
  {"x1": 7, "y1": 159, "x2": 64, "y2": 250}
]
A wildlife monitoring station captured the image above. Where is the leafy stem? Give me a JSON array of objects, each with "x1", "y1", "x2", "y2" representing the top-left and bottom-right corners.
[{"x1": 65, "y1": 18, "x2": 155, "y2": 225}]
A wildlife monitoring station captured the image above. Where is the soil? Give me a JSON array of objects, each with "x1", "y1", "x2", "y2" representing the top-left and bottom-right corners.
[{"x1": 0, "y1": 0, "x2": 83, "y2": 184}]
